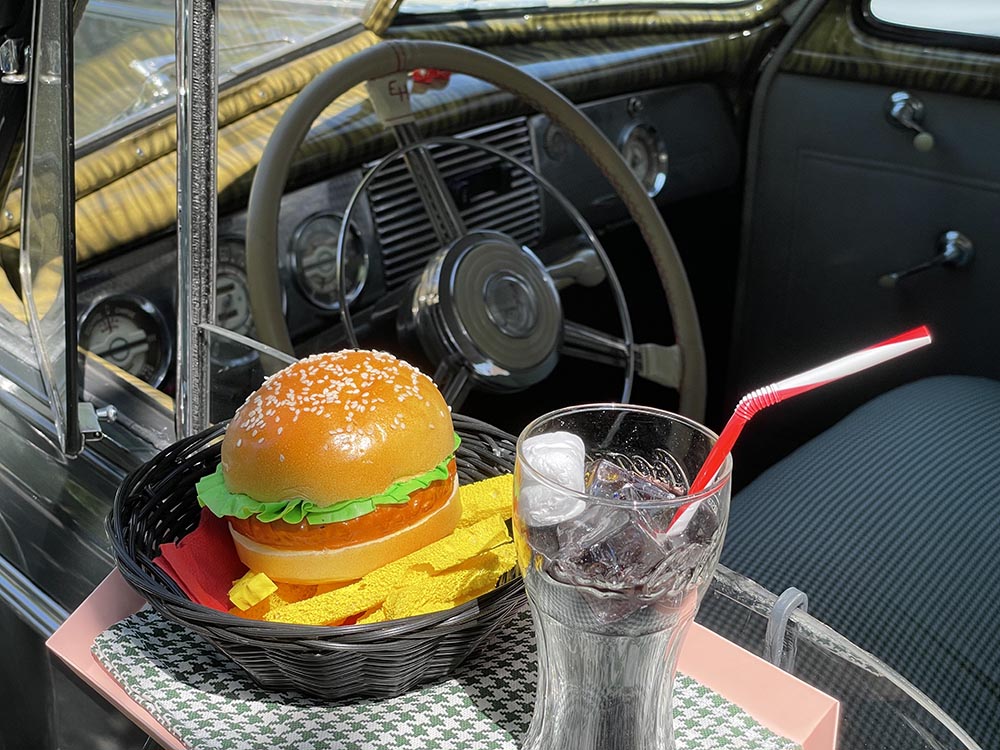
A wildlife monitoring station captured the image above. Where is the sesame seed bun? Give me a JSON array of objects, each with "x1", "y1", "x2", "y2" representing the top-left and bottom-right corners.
[
  {"x1": 221, "y1": 350, "x2": 455, "y2": 506},
  {"x1": 218, "y1": 350, "x2": 459, "y2": 583}
]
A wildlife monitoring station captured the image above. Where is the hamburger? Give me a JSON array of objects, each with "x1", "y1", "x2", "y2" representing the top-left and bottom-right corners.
[{"x1": 196, "y1": 350, "x2": 460, "y2": 584}]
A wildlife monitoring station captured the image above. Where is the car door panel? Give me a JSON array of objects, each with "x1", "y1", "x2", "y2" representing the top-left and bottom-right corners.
[{"x1": 730, "y1": 0, "x2": 1000, "y2": 480}]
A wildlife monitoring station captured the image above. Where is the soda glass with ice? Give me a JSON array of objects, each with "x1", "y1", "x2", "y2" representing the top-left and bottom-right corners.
[{"x1": 514, "y1": 404, "x2": 732, "y2": 750}]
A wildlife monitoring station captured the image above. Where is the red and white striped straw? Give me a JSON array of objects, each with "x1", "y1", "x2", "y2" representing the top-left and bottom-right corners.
[{"x1": 670, "y1": 325, "x2": 932, "y2": 524}]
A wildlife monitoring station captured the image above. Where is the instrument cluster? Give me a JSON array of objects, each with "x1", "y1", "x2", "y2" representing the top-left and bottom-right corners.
[{"x1": 75, "y1": 169, "x2": 377, "y2": 390}]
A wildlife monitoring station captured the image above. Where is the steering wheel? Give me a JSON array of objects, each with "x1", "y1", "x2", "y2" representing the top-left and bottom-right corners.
[{"x1": 245, "y1": 40, "x2": 707, "y2": 419}]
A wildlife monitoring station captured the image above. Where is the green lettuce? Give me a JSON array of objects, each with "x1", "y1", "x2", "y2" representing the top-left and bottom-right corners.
[{"x1": 197, "y1": 433, "x2": 460, "y2": 526}]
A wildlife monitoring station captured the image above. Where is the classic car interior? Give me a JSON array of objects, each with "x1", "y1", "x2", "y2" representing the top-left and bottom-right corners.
[{"x1": 1, "y1": 0, "x2": 998, "y2": 747}]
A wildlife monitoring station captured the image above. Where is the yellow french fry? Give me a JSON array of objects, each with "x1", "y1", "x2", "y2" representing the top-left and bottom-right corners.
[
  {"x1": 382, "y1": 543, "x2": 517, "y2": 620},
  {"x1": 458, "y1": 474, "x2": 514, "y2": 528},
  {"x1": 264, "y1": 516, "x2": 509, "y2": 625},
  {"x1": 228, "y1": 571, "x2": 278, "y2": 611}
]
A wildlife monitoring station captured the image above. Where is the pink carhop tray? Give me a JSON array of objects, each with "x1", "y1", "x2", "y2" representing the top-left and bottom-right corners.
[
  {"x1": 46, "y1": 570, "x2": 185, "y2": 750},
  {"x1": 47, "y1": 570, "x2": 839, "y2": 750}
]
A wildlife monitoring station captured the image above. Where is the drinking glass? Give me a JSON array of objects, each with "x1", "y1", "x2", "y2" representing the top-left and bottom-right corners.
[{"x1": 514, "y1": 404, "x2": 733, "y2": 750}]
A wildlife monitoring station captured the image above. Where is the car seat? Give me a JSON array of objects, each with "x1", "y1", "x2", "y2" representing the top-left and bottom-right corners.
[{"x1": 720, "y1": 375, "x2": 1000, "y2": 749}]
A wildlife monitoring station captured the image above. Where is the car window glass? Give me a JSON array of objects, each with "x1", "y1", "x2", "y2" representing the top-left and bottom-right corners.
[
  {"x1": 74, "y1": 0, "x2": 366, "y2": 145},
  {"x1": 17, "y1": 0, "x2": 81, "y2": 454},
  {"x1": 0, "y1": 275, "x2": 49, "y2": 411},
  {"x1": 207, "y1": 330, "x2": 270, "y2": 425},
  {"x1": 869, "y1": 0, "x2": 1000, "y2": 39}
]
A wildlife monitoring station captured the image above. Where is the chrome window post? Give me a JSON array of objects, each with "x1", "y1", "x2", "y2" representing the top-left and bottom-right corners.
[{"x1": 175, "y1": 0, "x2": 217, "y2": 437}]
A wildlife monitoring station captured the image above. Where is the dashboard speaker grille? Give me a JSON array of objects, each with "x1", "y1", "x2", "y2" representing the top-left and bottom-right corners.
[{"x1": 367, "y1": 118, "x2": 542, "y2": 291}]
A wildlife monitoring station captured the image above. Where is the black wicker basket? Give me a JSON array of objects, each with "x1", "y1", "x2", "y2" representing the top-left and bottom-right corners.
[{"x1": 108, "y1": 414, "x2": 526, "y2": 699}]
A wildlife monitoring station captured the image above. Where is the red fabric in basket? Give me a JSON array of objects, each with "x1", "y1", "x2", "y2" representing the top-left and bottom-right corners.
[{"x1": 153, "y1": 508, "x2": 247, "y2": 611}]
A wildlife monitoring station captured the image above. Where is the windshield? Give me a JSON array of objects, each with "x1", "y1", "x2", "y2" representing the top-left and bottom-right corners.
[
  {"x1": 401, "y1": 0, "x2": 741, "y2": 12},
  {"x1": 74, "y1": 0, "x2": 366, "y2": 144}
]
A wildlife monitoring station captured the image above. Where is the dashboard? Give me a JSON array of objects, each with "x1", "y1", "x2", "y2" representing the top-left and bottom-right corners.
[{"x1": 76, "y1": 81, "x2": 739, "y2": 404}]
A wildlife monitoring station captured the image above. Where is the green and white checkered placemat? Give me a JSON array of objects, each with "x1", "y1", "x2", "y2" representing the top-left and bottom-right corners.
[{"x1": 92, "y1": 608, "x2": 801, "y2": 750}]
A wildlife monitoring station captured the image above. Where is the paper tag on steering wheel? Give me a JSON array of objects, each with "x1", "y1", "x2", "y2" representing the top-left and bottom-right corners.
[{"x1": 366, "y1": 73, "x2": 414, "y2": 127}]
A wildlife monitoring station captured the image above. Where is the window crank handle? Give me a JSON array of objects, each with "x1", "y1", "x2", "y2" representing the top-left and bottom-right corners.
[
  {"x1": 887, "y1": 91, "x2": 935, "y2": 153},
  {"x1": 879, "y1": 231, "x2": 974, "y2": 289}
]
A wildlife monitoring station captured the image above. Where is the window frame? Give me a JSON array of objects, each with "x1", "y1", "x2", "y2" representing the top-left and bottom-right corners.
[{"x1": 855, "y1": 0, "x2": 1000, "y2": 55}]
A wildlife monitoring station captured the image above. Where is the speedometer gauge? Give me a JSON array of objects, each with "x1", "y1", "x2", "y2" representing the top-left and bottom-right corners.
[
  {"x1": 216, "y1": 264, "x2": 252, "y2": 337},
  {"x1": 213, "y1": 235, "x2": 260, "y2": 368},
  {"x1": 619, "y1": 123, "x2": 668, "y2": 197},
  {"x1": 79, "y1": 295, "x2": 171, "y2": 386},
  {"x1": 290, "y1": 213, "x2": 369, "y2": 311}
]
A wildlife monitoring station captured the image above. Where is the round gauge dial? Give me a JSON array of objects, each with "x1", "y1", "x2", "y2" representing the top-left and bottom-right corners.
[
  {"x1": 290, "y1": 213, "x2": 369, "y2": 311},
  {"x1": 213, "y1": 235, "x2": 258, "y2": 368},
  {"x1": 216, "y1": 264, "x2": 253, "y2": 337},
  {"x1": 79, "y1": 295, "x2": 171, "y2": 386},
  {"x1": 619, "y1": 123, "x2": 668, "y2": 197}
]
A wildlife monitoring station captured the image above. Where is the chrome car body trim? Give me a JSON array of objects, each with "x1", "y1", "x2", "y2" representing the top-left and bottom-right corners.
[{"x1": 0, "y1": 552, "x2": 67, "y2": 638}]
